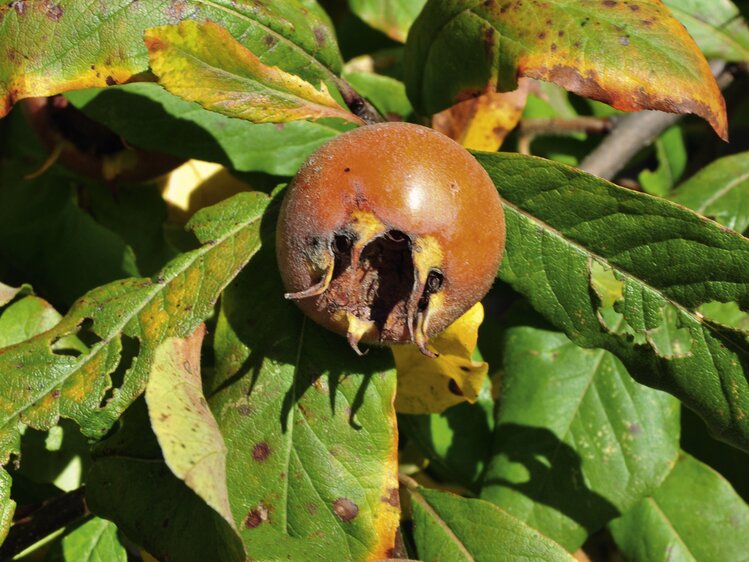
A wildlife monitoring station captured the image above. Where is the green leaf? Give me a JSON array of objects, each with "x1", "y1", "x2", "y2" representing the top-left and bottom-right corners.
[
  {"x1": 0, "y1": 296, "x2": 62, "y2": 349},
  {"x1": 407, "y1": 484, "x2": 575, "y2": 561},
  {"x1": 681, "y1": 407, "x2": 749, "y2": 503},
  {"x1": 639, "y1": 126, "x2": 687, "y2": 197},
  {"x1": 664, "y1": 0, "x2": 749, "y2": 62},
  {"x1": 66, "y1": 84, "x2": 346, "y2": 176},
  {"x1": 0, "y1": 469, "x2": 15, "y2": 545},
  {"x1": 0, "y1": 283, "x2": 31, "y2": 308},
  {"x1": 474, "y1": 152, "x2": 749, "y2": 452},
  {"x1": 405, "y1": 0, "x2": 727, "y2": 139},
  {"x1": 146, "y1": 325, "x2": 235, "y2": 528},
  {"x1": 86, "y1": 181, "x2": 178, "y2": 277},
  {"x1": 207, "y1": 205, "x2": 400, "y2": 561},
  {"x1": 671, "y1": 151, "x2": 749, "y2": 234},
  {"x1": 610, "y1": 453, "x2": 749, "y2": 561},
  {"x1": 145, "y1": 21, "x2": 363, "y2": 126},
  {"x1": 348, "y1": 0, "x2": 427, "y2": 42},
  {"x1": 87, "y1": 399, "x2": 245, "y2": 562},
  {"x1": 0, "y1": 113, "x2": 139, "y2": 307},
  {"x1": 398, "y1": 382, "x2": 494, "y2": 493},
  {"x1": 0, "y1": 0, "x2": 343, "y2": 117},
  {"x1": 45, "y1": 516, "x2": 127, "y2": 562},
  {"x1": 480, "y1": 305, "x2": 680, "y2": 550},
  {"x1": 0, "y1": 191, "x2": 269, "y2": 463}
]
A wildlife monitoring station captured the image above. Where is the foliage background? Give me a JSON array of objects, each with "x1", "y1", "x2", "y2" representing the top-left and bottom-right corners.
[{"x1": 1, "y1": 0, "x2": 749, "y2": 560}]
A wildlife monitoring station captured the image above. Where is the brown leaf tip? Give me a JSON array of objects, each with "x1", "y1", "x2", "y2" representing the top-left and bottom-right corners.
[{"x1": 332, "y1": 498, "x2": 359, "y2": 522}]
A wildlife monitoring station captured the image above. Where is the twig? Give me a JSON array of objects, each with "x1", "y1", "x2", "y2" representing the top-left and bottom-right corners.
[
  {"x1": 334, "y1": 77, "x2": 386, "y2": 124},
  {"x1": 0, "y1": 487, "x2": 88, "y2": 561},
  {"x1": 579, "y1": 61, "x2": 732, "y2": 180},
  {"x1": 518, "y1": 116, "x2": 616, "y2": 155}
]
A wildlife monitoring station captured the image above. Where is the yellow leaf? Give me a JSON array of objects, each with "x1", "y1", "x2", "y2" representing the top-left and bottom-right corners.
[
  {"x1": 145, "y1": 21, "x2": 364, "y2": 126},
  {"x1": 160, "y1": 160, "x2": 250, "y2": 224},
  {"x1": 433, "y1": 80, "x2": 530, "y2": 151},
  {"x1": 393, "y1": 302, "x2": 488, "y2": 414}
]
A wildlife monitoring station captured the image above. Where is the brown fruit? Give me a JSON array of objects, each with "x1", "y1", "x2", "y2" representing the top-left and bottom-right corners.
[{"x1": 276, "y1": 122, "x2": 505, "y2": 356}]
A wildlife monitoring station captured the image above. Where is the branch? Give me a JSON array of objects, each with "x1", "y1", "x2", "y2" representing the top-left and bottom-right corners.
[
  {"x1": 579, "y1": 61, "x2": 732, "y2": 180},
  {"x1": 518, "y1": 116, "x2": 616, "y2": 155},
  {"x1": 0, "y1": 487, "x2": 88, "y2": 560}
]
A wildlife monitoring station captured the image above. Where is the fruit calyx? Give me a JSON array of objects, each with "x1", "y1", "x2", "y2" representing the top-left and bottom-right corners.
[{"x1": 284, "y1": 209, "x2": 443, "y2": 357}]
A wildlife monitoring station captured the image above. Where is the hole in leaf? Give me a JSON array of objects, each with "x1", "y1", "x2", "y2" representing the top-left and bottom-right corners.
[{"x1": 98, "y1": 335, "x2": 140, "y2": 409}]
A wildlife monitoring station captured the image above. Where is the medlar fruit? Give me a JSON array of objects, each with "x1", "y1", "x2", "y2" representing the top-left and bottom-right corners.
[{"x1": 276, "y1": 122, "x2": 505, "y2": 356}]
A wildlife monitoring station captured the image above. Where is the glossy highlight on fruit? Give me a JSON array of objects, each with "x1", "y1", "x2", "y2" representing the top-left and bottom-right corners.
[{"x1": 276, "y1": 122, "x2": 505, "y2": 356}]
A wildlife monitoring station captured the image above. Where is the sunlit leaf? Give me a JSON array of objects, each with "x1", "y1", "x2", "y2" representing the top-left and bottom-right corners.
[
  {"x1": 406, "y1": 0, "x2": 727, "y2": 139},
  {"x1": 46, "y1": 517, "x2": 127, "y2": 562},
  {"x1": 87, "y1": 399, "x2": 245, "y2": 561},
  {"x1": 146, "y1": 325, "x2": 235, "y2": 528},
  {"x1": 664, "y1": 0, "x2": 749, "y2": 62},
  {"x1": 406, "y1": 482, "x2": 575, "y2": 561},
  {"x1": 348, "y1": 0, "x2": 427, "y2": 42},
  {"x1": 0, "y1": 0, "x2": 343, "y2": 117},
  {"x1": 207, "y1": 202, "x2": 400, "y2": 561},
  {"x1": 474, "y1": 152, "x2": 749, "y2": 452},
  {"x1": 610, "y1": 454, "x2": 749, "y2": 561},
  {"x1": 145, "y1": 21, "x2": 363, "y2": 125},
  {"x1": 671, "y1": 151, "x2": 749, "y2": 234},
  {"x1": 481, "y1": 305, "x2": 680, "y2": 550},
  {"x1": 0, "y1": 192, "x2": 269, "y2": 462}
]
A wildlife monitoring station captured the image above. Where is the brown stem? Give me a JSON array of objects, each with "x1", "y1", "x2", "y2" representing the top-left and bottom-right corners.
[
  {"x1": 0, "y1": 487, "x2": 89, "y2": 560},
  {"x1": 334, "y1": 77, "x2": 387, "y2": 124},
  {"x1": 519, "y1": 116, "x2": 616, "y2": 155}
]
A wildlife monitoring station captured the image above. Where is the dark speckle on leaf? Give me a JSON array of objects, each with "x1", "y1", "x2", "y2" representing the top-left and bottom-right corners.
[
  {"x1": 332, "y1": 498, "x2": 358, "y2": 522},
  {"x1": 46, "y1": 3, "x2": 63, "y2": 20},
  {"x1": 252, "y1": 442, "x2": 271, "y2": 461},
  {"x1": 602, "y1": 0, "x2": 617, "y2": 6},
  {"x1": 105, "y1": 76, "x2": 117, "y2": 86},
  {"x1": 10, "y1": 1, "x2": 26, "y2": 16}
]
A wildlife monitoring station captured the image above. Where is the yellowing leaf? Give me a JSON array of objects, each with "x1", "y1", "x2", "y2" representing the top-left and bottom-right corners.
[
  {"x1": 145, "y1": 21, "x2": 364, "y2": 126},
  {"x1": 432, "y1": 80, "x2": 529, "y2": 151},
  {"x1": 394, "y1": 302, "x2": 488, "y2": 414},
  {"x1": 407, "y1": 0, "x2": 728, "y2": 140},
  {"x1": 146, "y1": 324, "x2": 236, "y2": 529}
]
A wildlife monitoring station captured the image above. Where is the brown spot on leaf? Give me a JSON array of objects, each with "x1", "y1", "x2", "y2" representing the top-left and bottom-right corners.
[
  {"x1": 332, "y1": 498, "x2": 358, "y2": 522},
  {"x1": 551, "y1": 43, "x2": 557, "y2": 52},
  {"x1": 244, "y1": 504, "x2": 269, "y2": 528},
  {"x1": 629, "y1": 3, "x2": 639, "y2": 10},
  {"x1": 10, "y1": 1, "x2": 26, "y2": 16},
  {"x1": 382, "y1": 488, "x2": 399, "y2": 507},
  {"x1": 105, "y1": 76, "x2": 117, "y2": 86},
  {"x1": 263, "y1": 34, "x2": 277, "y2": 47},
  {"x1": 237, "y1": 404, "x2": 252, "y2": 416},
  {"x1": 602, "y1": 0, "x2": 617, "y2": 6},
  {"x1": 252, "y1": 442, "x2": 271, "y2": 461},
  {"x1": 46, "y1": 3, "x2": 63, "y2": 21},
  {"x1": 537, "y1": 32, "x2": 546, "y2": 40},
  {"x1": 306, "y1": 502, "x2": 318, "y2": 515},
  {"x1": 52, "y1": 389, "x2": 61, "y2": 399},
  {"x1": 313, "y1": 26, "x2": 325, "y2": 46}
]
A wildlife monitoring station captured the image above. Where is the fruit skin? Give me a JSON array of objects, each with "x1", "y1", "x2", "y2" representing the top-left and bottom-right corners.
[{"x1": 276, "y1": 122, "x2": 505, "y2": 354}]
